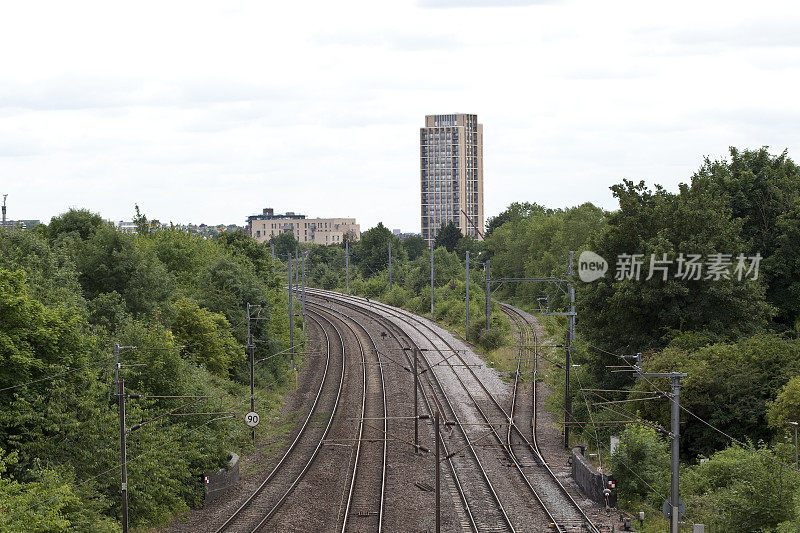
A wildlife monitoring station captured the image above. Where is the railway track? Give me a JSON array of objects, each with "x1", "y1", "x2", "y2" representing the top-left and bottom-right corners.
[
  {"x1": 214, "y1": 302, "x2": 388, "y2": 533},
  {"x1": 214, "y1": 311, "x2": 346, "y2": 533},
  {"x1": 307, "y1": 288, "x2": 603, "y2": 532},
  {"x1": 307, "y1": 293, "x2": 511, "y2": 532},
  {"x1": 308, "y1": 303, "x2": 387, "y2": 533}
]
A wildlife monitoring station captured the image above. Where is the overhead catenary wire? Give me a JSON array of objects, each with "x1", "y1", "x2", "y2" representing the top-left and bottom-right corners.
[
  {"x1": 0, "y1": 354, "x2": 115, "y2": 394},
  {"x1": 584, "y1": 342, "x2": 800, "y2": 474}
]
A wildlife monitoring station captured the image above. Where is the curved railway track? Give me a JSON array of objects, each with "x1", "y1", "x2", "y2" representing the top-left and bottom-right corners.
[
  {"x1": 307, "y1": 295, "x2": 512, "y2": 532},
  {"x1": 214, "y1": 303, "x2": 388, "y2": 533},
  {"x1": 308, "y1": 303, "x2": 387, "y2": 533},
  {"x1": 213, "y1": 311, "x2": 345, "y2": 532},
  {"x1": 307, "y1": 288, "x2": 602, "y2": 533}
]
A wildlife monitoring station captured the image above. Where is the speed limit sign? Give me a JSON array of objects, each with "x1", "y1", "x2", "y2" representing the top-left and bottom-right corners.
[{"x1": 245, "y1": 411, "x2": 260, "y2": 428}]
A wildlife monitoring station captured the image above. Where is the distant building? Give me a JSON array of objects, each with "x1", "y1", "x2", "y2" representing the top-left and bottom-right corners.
[
  {"x1": 392, "y1": 229, "x2": 419, "y2": 241},
  {"x1": 0, "y1": 219, "x2": 41, "y2": 230},
  {"x1": 420, "y1": 113, "x2": 484, "y2": 245},
  {"x1": 117, "y1": 221, "x2": 138, "y2": 233},
  {"x1": 115, "y1": 221, "x2": 243, "y2": 236},
  {"x1": 246, "y1": 207, "x2": 360, "y2": 245}
]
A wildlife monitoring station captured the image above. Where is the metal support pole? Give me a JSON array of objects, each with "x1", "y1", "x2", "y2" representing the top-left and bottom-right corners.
[
  {"x1": 118, "y1": 378, "x2": 129, "y2": 533},
  {"x1": 569, "y1": 251, "x2": 576, "y2": 342},
  {"x1": 388, "y1": 241, "x2": 392, "y2": 290},
  {"x1": 430, "y1": 241, "x2": 434, "y2": 321},
  {"x1": 670, "y1": 375, "x2": 681, "y2": 533},
  {"x1": 302, "y1": 253, "x2": 306, "y2": 334},
  {"x1": 249, "y1": 333, "x2": 255, "y2": 443},
  {"x1": 414, "y1": 347, "x2": 419, "y2": 453},
  {"x1": 114, "y1": 342, "x2": 120, "y2": 385},
  {"x1": 435, "y1": 409, "x2": 441, "y2": 533},
  {"x1": 346, "y1": 241, "x2": 350, "y2": 295},
  {"x1": 465, "y1": 251, "x2": 470, "y2": 342},
  {"x1": 485, "y1": 259, "x2": 491, "y2": 330},
  {"x1": 564, "y1": 330, "x2": 571, "y2": 448},
  {"x1": 288, "y1": 254, "x2": 294, "y2": 371}
]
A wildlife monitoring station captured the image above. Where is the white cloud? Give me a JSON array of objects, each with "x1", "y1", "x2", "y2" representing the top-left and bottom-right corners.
[{"x1": 1, "y1": 0, "x2": 799, "y2": 232}]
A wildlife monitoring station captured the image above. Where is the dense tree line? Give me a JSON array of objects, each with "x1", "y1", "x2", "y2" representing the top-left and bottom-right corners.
[
  {"x1": 0, "y1": 211, "x2": 299, "y2": 531},
  {"x1": 484, "y1": 147, "x2": 800, "y2": 530}
]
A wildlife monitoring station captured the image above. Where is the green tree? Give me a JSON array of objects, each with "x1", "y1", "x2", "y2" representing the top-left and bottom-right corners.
[
  {"x1": 270, "y1": 231, "x2": 298, "y2": 259},
  {"x1": 402, "y1": 235, "x2": 427, "y2": 261},
  {"x1": 685, "y1": 444, "x2": 799, "y2": 531},
  {"x1": 433, "y1": 221, "x2": 462, "y2": 252},
  {"x1": 77, "y1": 225, "x2": 175, "y2": 316},
  {"x1": 172, "y1": 298, "x2": 243, "y2": 376},
  {"x1": 577, "y1": 180, "x2": 771, "y2": 361},
  {"x1": 609, "y1": 424, "x2": 670, "y2": 504},
  {"x1": 767, "y1": 375, "x2": 800, "y2": 429},
  {"x1": 633, "y1": 334, "x2": 800, "y2": 457},
  {"x1": 486, "y1": 202, "x2": 604, "y2": 308},
  {"x1": 47, "y1": 208, "x2": 106, "y2": 241},
  {"x1": 354, "y1": 222, "x2": 404, "y2": 278},
  {"x1": 485, "y1": 201, "x2": 546, "y2": 237},
  {"x1": 767, "y1": 200, "x2": 800, "y2": 327},
  {"x1": 692, "y1": 147, "x2": 800, "y2": 327},
  {"x1": 0, "y1": 449, "x2": 118, "y2": 532}
]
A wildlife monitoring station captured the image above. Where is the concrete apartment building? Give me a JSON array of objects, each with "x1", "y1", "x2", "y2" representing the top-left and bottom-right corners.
[
  {"x1": 246, "y1": 208, "x2": 360, "y2": 245},
  {"x1": 420, "y1": 113, "x2": 484, "y2": 245}
]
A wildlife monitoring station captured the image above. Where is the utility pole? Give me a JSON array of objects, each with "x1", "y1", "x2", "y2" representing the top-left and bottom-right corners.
[
  {"x1": 1, "y1": 194, "x2": 6, "y2": 228},
  {"x1": 669, "y1": 374, "x2": 683, "y2": 533},
  {"x1": 114, "y1": 343, "x2": 120, "y2": 384},
  {"x1": 485, "y1": 259, "x2": 491, "y2": 331},
  {"x1": 568, "y1": 251, "x2": 576, "y2": 342},
  {"x1": 465, "y1": 251, "x2": 469, "y2": 342},
  {"x1": 388, "y1": 241, "x2": 392, "y2": 290},
  {"x1": 118, "y1": 378, "x2": 129, "y2": 533},
  {"x1": 247, "y1": 303, "x2": 255, "y2": 443},
  {"x1": 564, "y1": 329, "x2": 571, "y2": 448},
  {"x1": 295, "y1": 248, "x2": 299, "y2": 287},
  {"x1": 301, "y1": 251, "x2": 307, "y2": 334},
  {"x1": 345, "y1": 241, "x2": 350, "y2": 295},
  {"x1": 249, "y1": 331, "x2": 255, "y2": 443},
  {"x1": 435, "y1": 409, "x2": 441, "y2": 533},
  {"x1": 271, "y1": 244, "x2": 275, "y2": 275},
  {"x1": 288, "y1": 253, "x2": 294, "y2": 371},
  {"x1": 430, "y1": 241, "x2": 434, "y2": 320},
  {"x1": 636, "y1": 361, "x2": 686, "y2": 533}
]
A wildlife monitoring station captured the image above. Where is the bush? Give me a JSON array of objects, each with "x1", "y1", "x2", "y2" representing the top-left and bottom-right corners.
[
  {"x1": 609, "y1": 424, "x2": 670, "y2": 504},
  {"x1": 478, "y1": 325, "x2": 505, "y2": 351}
]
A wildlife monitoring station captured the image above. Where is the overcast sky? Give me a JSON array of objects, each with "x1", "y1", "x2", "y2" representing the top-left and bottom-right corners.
[{"x1": 2, "y1": 0, "x2": 799, "y2": 231}]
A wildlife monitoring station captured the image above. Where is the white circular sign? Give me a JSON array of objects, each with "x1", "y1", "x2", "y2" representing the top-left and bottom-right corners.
[{"x1": 245, "y1": 411, "x2": 260, "y2": 428}]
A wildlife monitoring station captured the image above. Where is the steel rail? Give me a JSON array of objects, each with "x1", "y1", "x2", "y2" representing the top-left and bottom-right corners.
[
  {"x1": 341, "y1": 307, "x2": 389, "y2": 532},
  {"x1": 309, "y1": 303, "x2": 387, "y2": 533},
  {"x1": 215, "y1": 311, "x2": 344, "y2": 533},
  {"x1": 249, "y1": 310, "x2": 348, "y2": 532},
  {"x1": 307, "y1": 294, "x2": 501, "y2": 532},
  {"x1": 500, "y1": 302, "x2": 602, "y2": 533},
  {"x1": 310, "y1": 288, "x2": 600, "y2": 533},
  {"x1": 306, "y1": 290, "x2": 515, "y2": 532}
]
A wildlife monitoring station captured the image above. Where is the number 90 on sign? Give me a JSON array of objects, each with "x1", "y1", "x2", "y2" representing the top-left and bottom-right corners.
[{"x1": 245, "y1": 411, "x2": 260, "y2": 428}]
